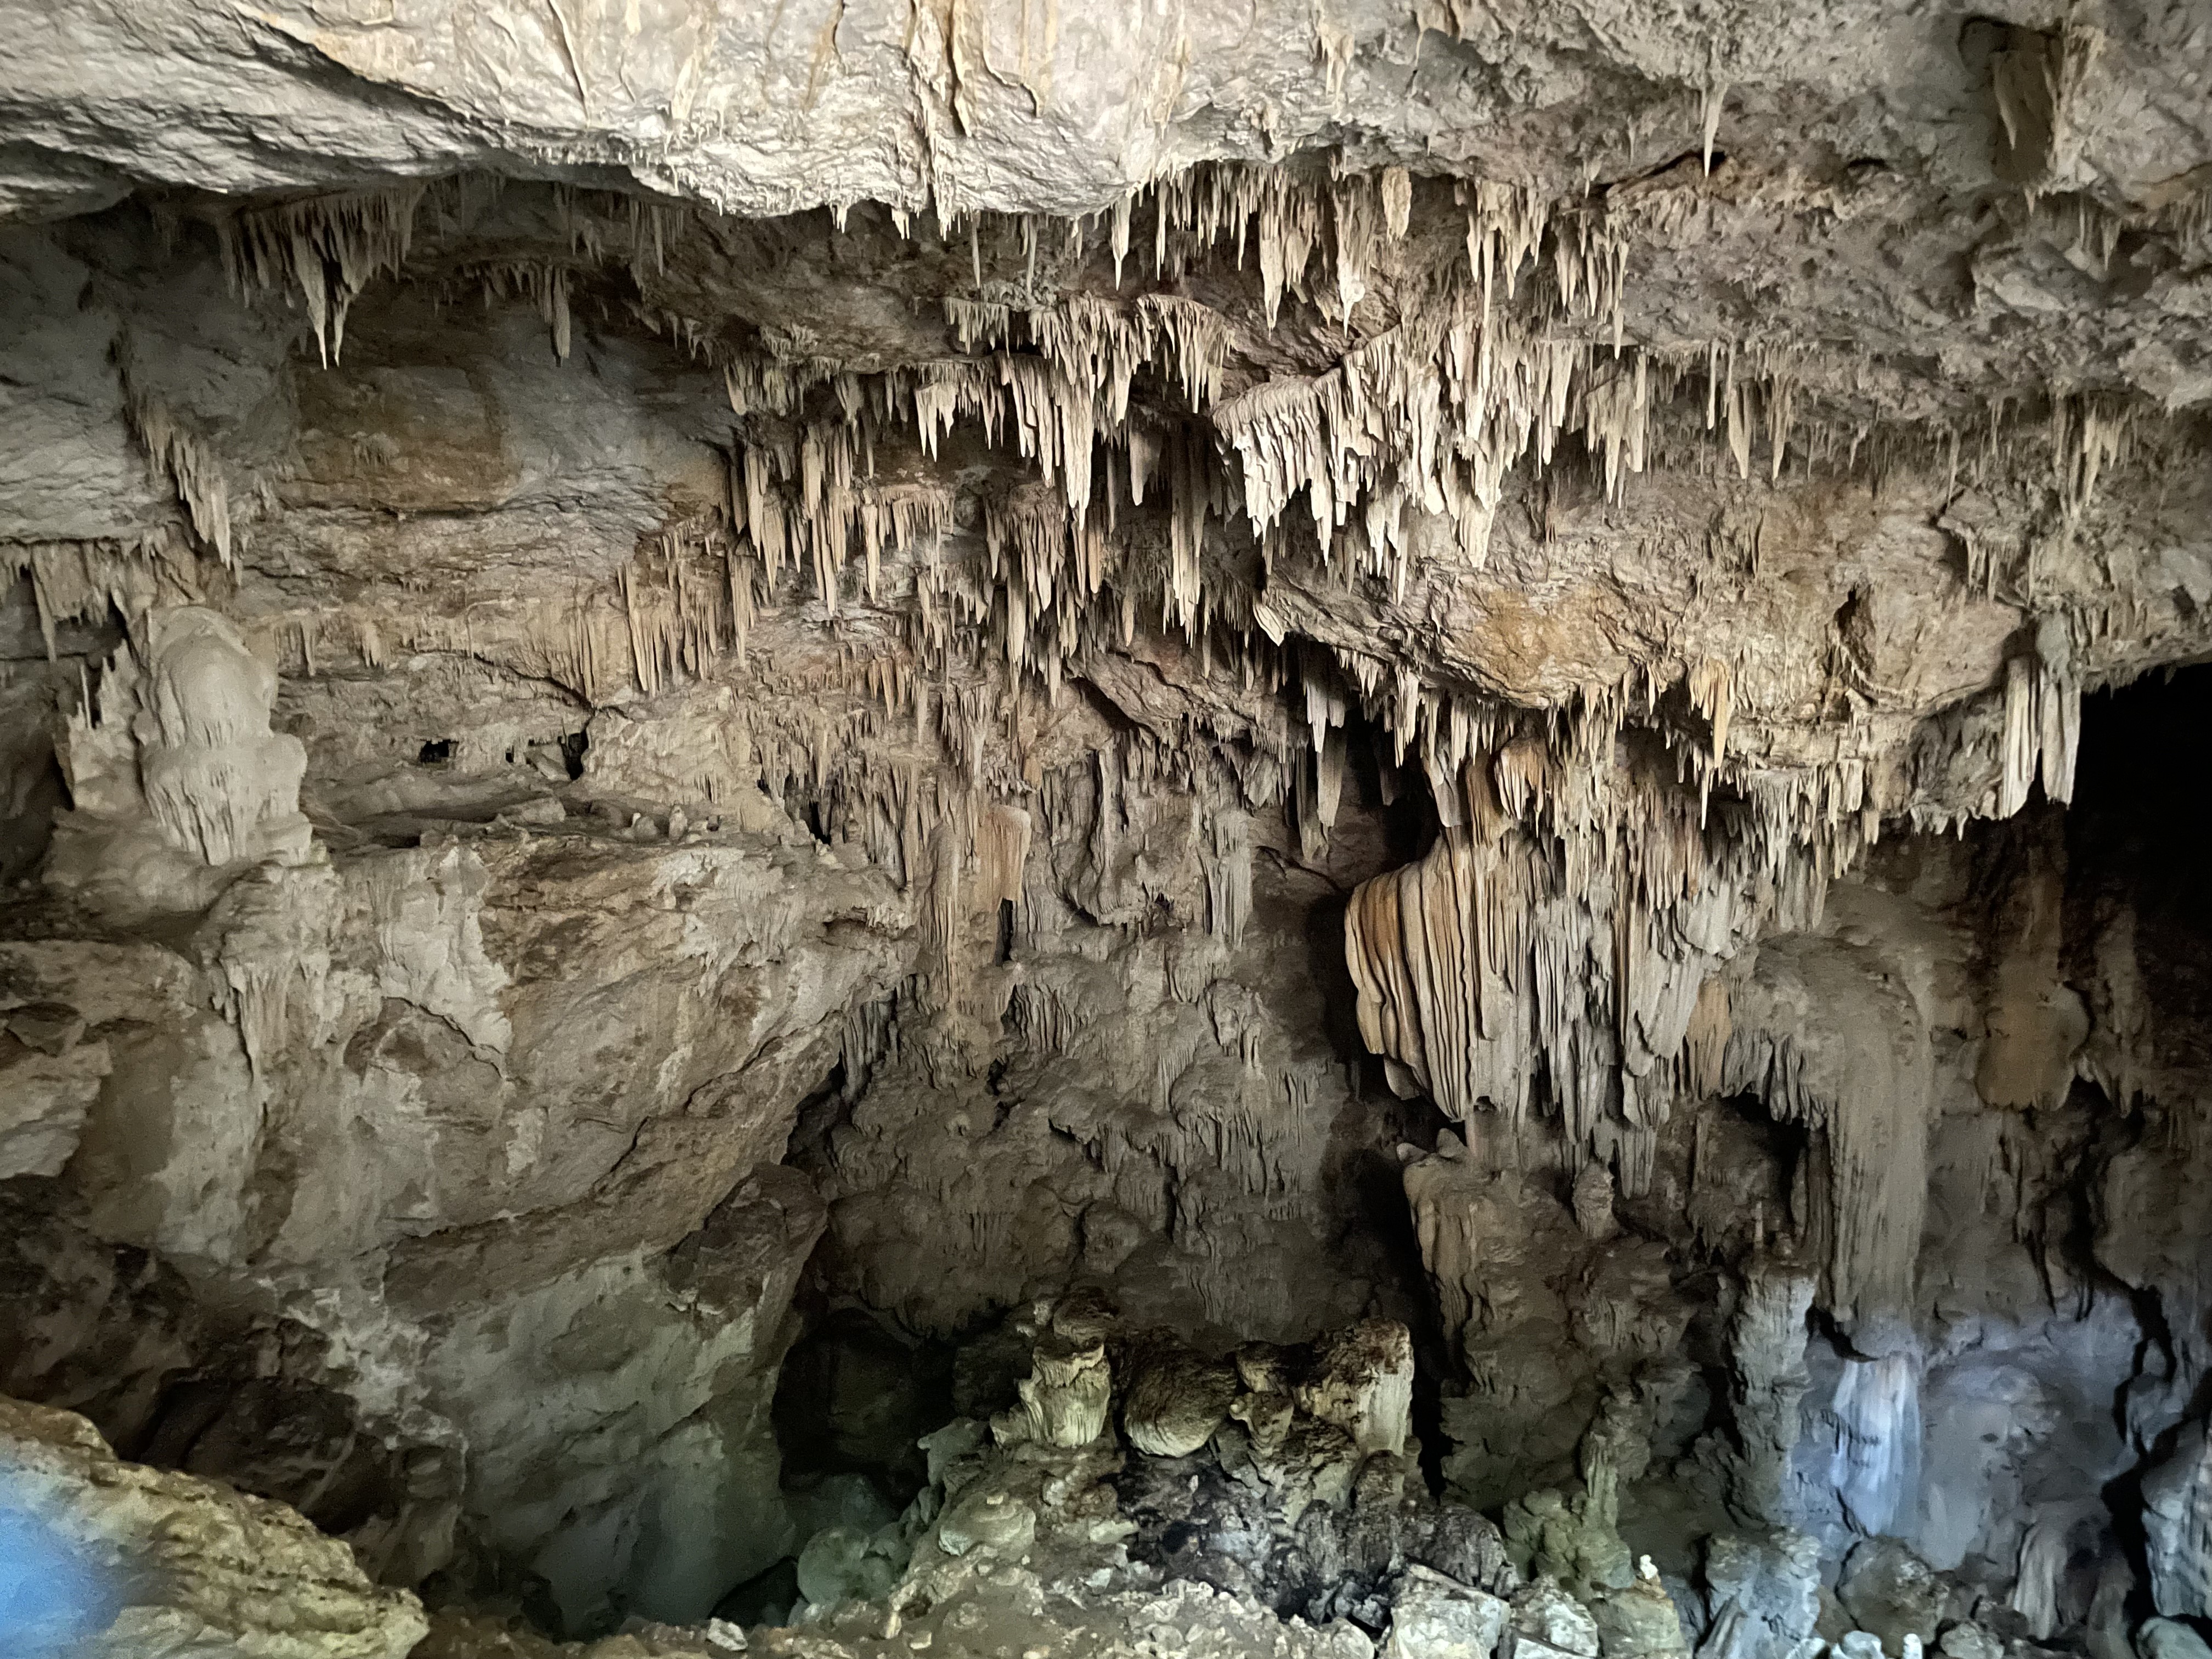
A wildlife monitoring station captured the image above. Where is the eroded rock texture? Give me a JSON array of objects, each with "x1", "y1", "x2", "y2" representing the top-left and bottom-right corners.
[
  {"x1": 3, "y1": 3, "x2": 2212, "y2": 1657},
  {"x1": 0, "y1": 1392, "x2": 428, "y2": 1657}
]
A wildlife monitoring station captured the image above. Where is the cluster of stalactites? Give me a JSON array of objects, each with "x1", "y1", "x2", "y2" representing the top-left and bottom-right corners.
[
  {"x1": 194, "y1": 163, "x2": 2120, "y2": 765},
  {"x1": 483, "y1": 160, "x2": 1657, "y2": 710},
  {"x1": 2000, "y1": 620, "x2": 2081, "y2": 817},
  {"x1": 724, "y1": 415, "x2": 955, "y2": 612},
  {"x1": 1339, "y1": 672, "x2": 1871, "y2": 1193},
  {"x1": 450, "y1": 261, "x2": 578, "y2": 360},
  {"x1": 714, "y1": 298, "x2": 1255, "y2": 708},
  {"x1": 213, "y1": 183, "x2": 427, "y2": 365},
  {"x1": 1217, "y1": 324, "x2": 1825, "y2": 606},
  {"x1": 684, "y1": 182, "x2": 1842, "y2": 769},
  {"x1": 4, "y1": 534, "x2": 202, "y2": 657},
  {"x1": 122, "y1": 397, "x2": 237, "y2": 566},
  {"x1": 178, "y1": 169, "x2": 2142, "y2": 1018}
]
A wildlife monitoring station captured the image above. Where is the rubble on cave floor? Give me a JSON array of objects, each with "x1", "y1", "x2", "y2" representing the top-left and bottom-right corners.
[
  {"x1": 0, "y1": 1281, "x2": 2172, "y2": 1659},
  {"x1": 460, "y1": 1296, "x2": 2097, "y2": 1659}
]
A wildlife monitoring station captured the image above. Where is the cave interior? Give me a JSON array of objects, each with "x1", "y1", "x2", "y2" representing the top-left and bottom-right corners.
[{"x1": 4, "y1": 7, "x2": 2212, "y2": 1659}]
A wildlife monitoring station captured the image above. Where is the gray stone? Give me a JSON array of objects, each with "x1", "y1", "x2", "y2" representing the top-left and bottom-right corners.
[{"x1": 1386, "y1": 1565, "x2": 1512, "y2": 1659}]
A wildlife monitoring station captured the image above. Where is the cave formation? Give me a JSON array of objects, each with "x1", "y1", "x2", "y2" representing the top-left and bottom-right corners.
[{"x1": 3, "y1": 6, "x2": 2212, "y2": 1659}]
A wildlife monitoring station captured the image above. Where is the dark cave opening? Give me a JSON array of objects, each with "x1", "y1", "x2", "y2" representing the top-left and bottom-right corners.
[{"x1": 2070, "y1": 663, "x2": 2212, "y2": 1057}]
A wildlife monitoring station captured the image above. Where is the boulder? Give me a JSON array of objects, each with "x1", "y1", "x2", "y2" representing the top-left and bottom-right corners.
[
  {"x1": 1838, "y1": 1539, "x2": 1946, "y2": 1653},
  {"x1": 1387, "y1": 1564, "x2": 1511, "y2": 1658},
  {"x1": 0, "y1": 1393, "x2": 425, "y2": 1658}
]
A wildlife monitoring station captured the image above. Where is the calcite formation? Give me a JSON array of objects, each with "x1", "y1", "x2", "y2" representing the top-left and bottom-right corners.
[
  {"x1": 3, "y1": 4, "x2": 2212, "y2": 1659},
  {"x1": 0, "y1": 1392, "x2": 427, "y2": 1658}
]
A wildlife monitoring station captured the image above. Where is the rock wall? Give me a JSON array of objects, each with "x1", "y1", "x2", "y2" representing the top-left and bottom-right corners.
[{"x1": 0, "y1": 1392, "x2": 428, "y2": 1658}]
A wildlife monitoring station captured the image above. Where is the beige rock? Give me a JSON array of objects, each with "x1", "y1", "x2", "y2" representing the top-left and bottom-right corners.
[
  {"x1": 0, "y1": 1393, "x2": 425, "y2": 1658},
  {"x1": 1121, "y1": 1337, "x2": 1242, "y2": 1458},
  {"x1": 0, "y1": 1022, "x2": 107, "y2": 1178},
  {"x1": 935, "y1": 1486, "x2": 1040, "y2": 1559},
  {"x1": 1511, "y1": 1577, "x2": 1602, "y2": 1659},
  {"x1": 1586, "y1": 1562, "x2": 1690, "y2": 1659},
  {"x1": 1218, "y1": 1400, "x2": 1363, "y2": 1524},
  {"x1": 2144, "y1": 1422, "x2": 2212, "y2": 1620},
  {"x1": 44, "y1": 606, "x2": 314, "y2": 916},
  {"x1": 2138, "y1": 1620, "x2": 2212, "y2": 1659},
  {"x1": 995, "y1": 1336, "x2": 1113, "y2": 1450},
  {"x1": 1298, "y1": 1319, "x2": 1415, "y2": 1459}
]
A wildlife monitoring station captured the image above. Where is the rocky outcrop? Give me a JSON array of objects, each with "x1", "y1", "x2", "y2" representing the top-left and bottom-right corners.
[
  {"x1": 737, "y1": 1295, "x2": 1559, "y2": 1657},
  {"x1": 2142, "y1": 1421, "x2": 2212, "y2": 1621},
  {"x1": 0, "y1": 803, "x2": 908, "y2": 1627},
  {"x1": 0, "y1": 1392, "x2": 426, "y2": 1658}
]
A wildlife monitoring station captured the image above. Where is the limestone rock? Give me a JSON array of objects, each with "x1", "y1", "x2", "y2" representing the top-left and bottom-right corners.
[
  {"x1": 2143, "y1": 1420, "x2": 2212, "y2": 1620},
  {"x1": 1122, "y1": 1336, "x2": 1243, "y2": 1458},
  {"x1": 1237, "y1": 1342, "x2": 1296, "y2": 1394},
  {"x1": 1838, "y1": 1539, "x2": 1948, "y2": 1654},
  {"x1": 1700, "y1": 1532, "x2": 1825, "y2": 1659},
  {"x1": 1587, "y1": 1561, "x2": 1690, "y2": 1659},
  {"x1": 0, "y1": 1392, "x2": 426, "y2": 1657},
  {"x1": 0, "y1": 1015, "x2": 107, "y2": 1178},
  {"x1": 994, "y1": 1334, "x2": 1113, "y2": 1449},
  {"x1": 1219, "y1": 1394, "x2": 1364, "y2": 1523},
  {"x1": 44, "y1": 605, "x2": 313, "y2": 916},
  {"x1": 1298, "y1": 1319, "x2": 1416, "y2": 1459},
  {"x1": 1572, "y1": 1164, "x2": 1619, "y2": 1243},
  {"x1": 1720, "y1": 1262, "x2": 1818, "y2": 1525},
  {"x1": 2137, "y1": 1619, "x2": 2212, "y2": 1659},
  {"x1": 1504, "y1": 1466, "x2": 1635, "y2": 1604},
  {"x1": 1511, "y1": 1577, "x2": 1603, "y2": 1659},
  {"x1": 794, "y1": 1522, "x2": 907, "y2": 1610},
  {"x1": 935, "y1": 1486, "x2": 1039, "y2": 1559},
  {"x1": 1386, "y1": 1564, "x2": 1511, "y2": 1659},
  {"x1": 1939, "y1": 1624, "x2": 2004, "y2": 1659},
  {"x1": 919, "y1": 1419, "x2": 991, "y2": 1491}
]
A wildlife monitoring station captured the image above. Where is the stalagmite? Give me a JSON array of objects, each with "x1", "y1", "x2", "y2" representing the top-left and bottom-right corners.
[
  {"x1": 1121, "y1": 1338, "x2": 1242, "y2": 1457},
  {"x1": 1722, "y1": 1261, "x2": 1816, "y2": 1524},
  {"x1": 43, "y1": 606, "x2": 314, "y2": 912},
  {"x1": 1295, "y1": 1318, "x2": 1414, "y2": 1458},
  {"x1": 994, "y1": 1328, "x2": 1113, "y2": 1449}
]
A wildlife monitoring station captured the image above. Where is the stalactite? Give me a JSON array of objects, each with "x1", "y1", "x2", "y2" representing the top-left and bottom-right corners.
[
  {"x1": 4, "y1": 534, "x2": 200, "y2": 653},
  {"x1": 125, "y1": 398, "x2": 235, "y2": 563},
  {"x1": 215, "y1": 183, "x2": 427, "y2": 364},
  {"x1": 1999, "y1": 623, "x2": 2080, "y2": 816},
  {"x1": 461, "y1": 262, "x2": 575, "y2": 360},
  {"x1": 977, "y1": 802, "x2": 1032, "y2": 910}
]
